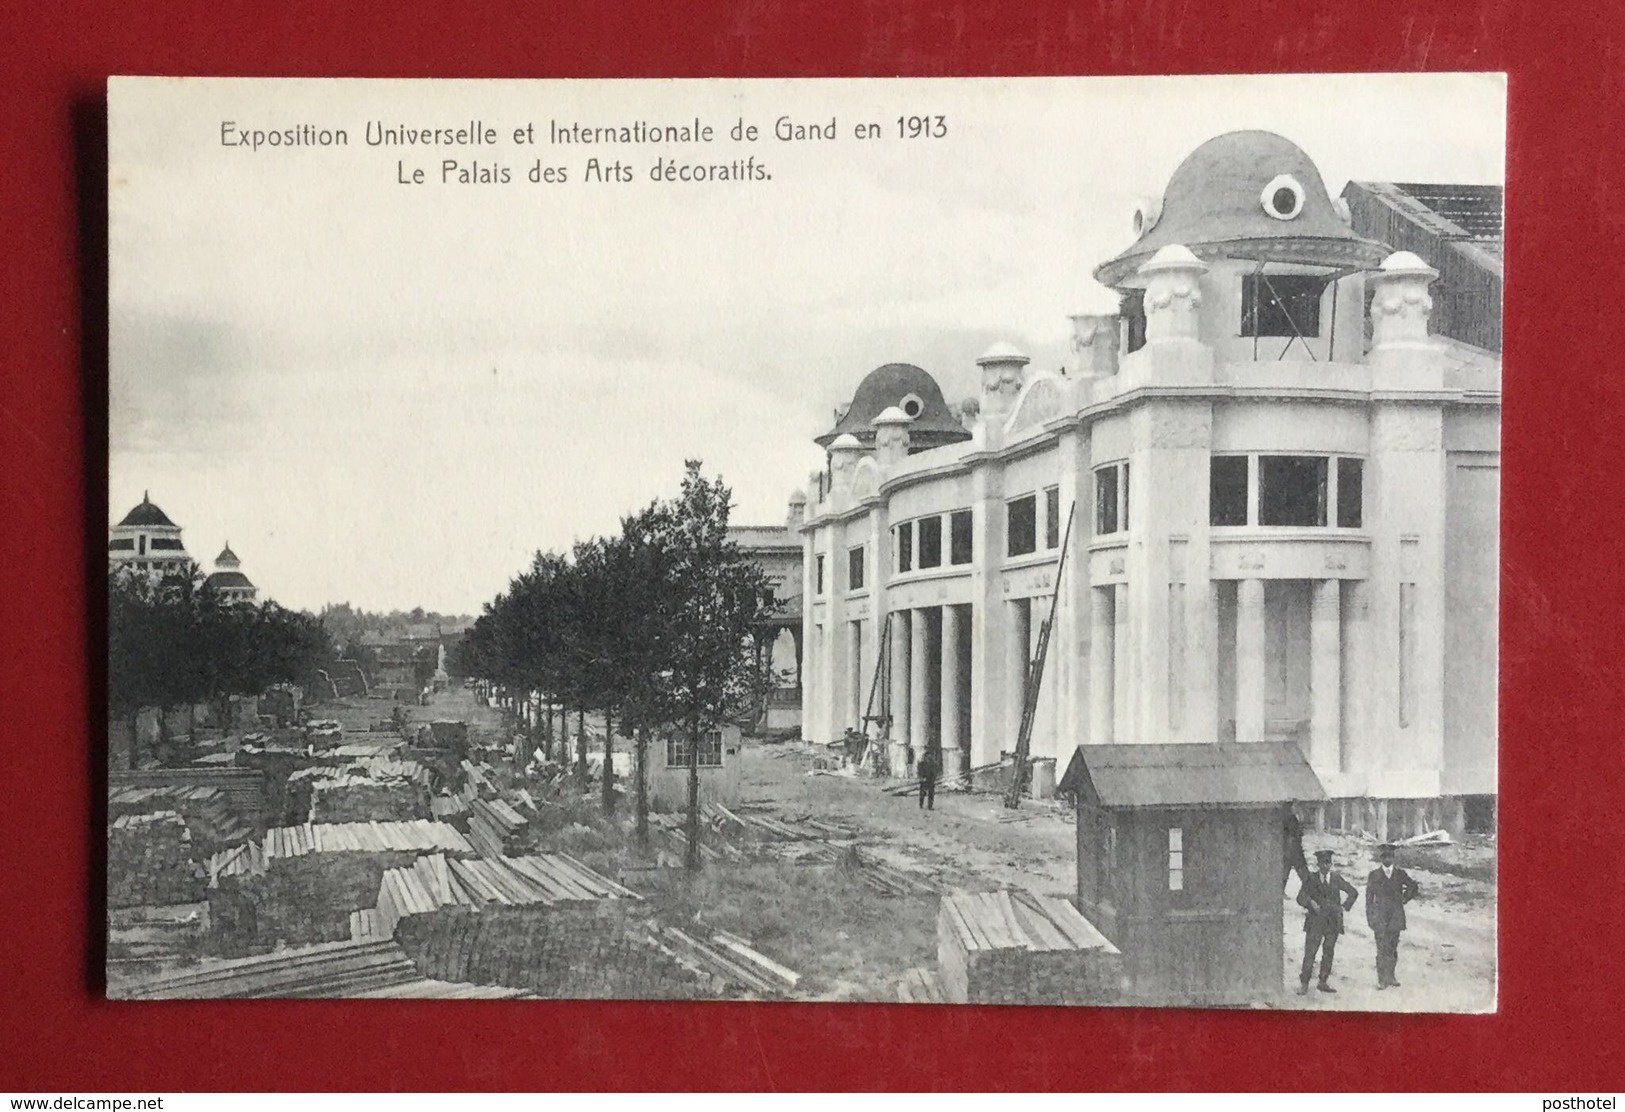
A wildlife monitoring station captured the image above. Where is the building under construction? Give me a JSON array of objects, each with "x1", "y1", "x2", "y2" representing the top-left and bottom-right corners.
[{"x1": 793, "y1": 130, "x2": 1501, "y2": 839}]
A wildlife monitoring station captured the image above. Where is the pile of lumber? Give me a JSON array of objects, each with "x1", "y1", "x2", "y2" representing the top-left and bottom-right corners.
[
  {"x1": 309, "y1": 772, "x2": 430, "y2": 824},
  {"x1": 374, "y1": 851, "x2": 638, "y2": 937},
  {"x1": 429, "y1": 793, "x2": 471, "y2": 828},
  {"x1": 849, "y1": 848, "x2": 940, "y2": 896},
  {"x1": 347, "y1": 978, "x2": 537, "y2": 999},
  {"x1": 109, "y1": 767, "x2": 266, "y2": 830},
  {"x1": 466, "y1": 798, "x2": 530, "y2": 856},
  {"x1": 936, "y1": 889, "x2": 1120, "y2": 1005},
  {"x1": 109, "y1": 784, "x2": 253, "y2": 850},
  {"x1": 328, "y1": 742, "x2": 401, "y2": 761},
  {"x1": 264, "y1": 820, "x2": 474, "y2": 860},
  {"x1": 107, "y1": 901, "x2": 210, "y2": 963},
  {"x1": 108, "y1": 811, "x2": 205, "y2": 908},
  {"x1": 371, "y1": 853, "x2": 698, "y2": 998},
  {"x1": 655, "y1": 925, "x2": 801, "y2": 998},
  {"x1": 110, "y1": 938, "x2": 422, "y2": 1000},
  {"x1": 206, "y1": 840, "x2": 266, "y2": 886}
]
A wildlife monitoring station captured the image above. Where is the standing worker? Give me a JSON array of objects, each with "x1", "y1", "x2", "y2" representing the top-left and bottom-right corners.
[
  {"x1": 1366, "y1": 843, "x2": 1421, "y2": 989},
  {"x1": 1297, "y1": 848, "x2": 1359, "y2": 995},
  {"x1": 917, "y1": 746, "x2": 940, "y2": 811}
]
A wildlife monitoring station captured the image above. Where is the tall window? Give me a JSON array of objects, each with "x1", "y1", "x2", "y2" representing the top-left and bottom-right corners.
[
  {"x1": 1007, "y1": 495, "x2": 1037, "y2": 556},
  {"x1": 1095, "y1": 463, "x2": 1128, "y2": 536},
  {"x1": 1241, "y1": 274, "x2": 1325, "y2": 338},
  {"x1": 847, "y1": 545, "x2": 865, "y2": 591},
  {"x1": 814, "y1": 554, "x2": 825, "y2": 595},
  {"x1": 1259, "y1": 456, "x2": 1328, "y2": 526},
  {"x1": 1167, "y1": 826, "x2": 1184, "y2": 892},
  {"x1": 896, "y1": 521, "x2": 914, "y2": 572},
  {"x1": 949, "y1": 510, "x2": 973, "y2": 565},
  {"x1": 918, "y1": 516, "x2": 943, "y2": 569},
  {"x1": 1337, "y1": 458, "x2": 1363, "y2": 528},
  {"x1": 1044, "y1": 486, "x2": 1061, "y2": 549},
  {"x1": 1210, "y1": 456, "x2": 1250, "y2": 526},
  {"x1": 667, "y1": 728, "x2": 724, "y2": 768}
]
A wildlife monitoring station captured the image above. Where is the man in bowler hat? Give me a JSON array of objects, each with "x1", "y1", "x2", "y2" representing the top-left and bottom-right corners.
[
  {"x1": 1366, "y1": 843, "x2": 1421, "y2": 988},
  {"x1": 1297, "y1": 848, "x2": 1359, "y2": 994}
]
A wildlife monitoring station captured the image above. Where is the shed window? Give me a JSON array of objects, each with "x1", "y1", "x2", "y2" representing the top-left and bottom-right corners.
[
  {"x1": 1044, "y1": 487, "x2": 1061, "y2": 549},
  {"x1": 949, "y1": 510, "x2": 973, "y2": 565},
  {"x1": 1259, "y1": 456, "x2": 1329, "y2": 526},
  {"x1": 1210, "y1": 456, "x2": 1250, "y2": 526},
  {"x1": 1007, "y1": 495, "x2": 1037, "y2": 556},
  {"x1": 666, "y1": 729, "x2": 723, "y2": 769},
  {"x1": 1167, "y1": 826, "x2": 1184, "y2": 892},
  {"x1": 896, "y1": 521, "x2": 914, "y2": 572},
  {"x1": 847, "y1": 545, "x2": 865, "y2": 591},
  {"x1": 918, "y1": 516, "x2": 943, "y2": 569},
  {"x1": 1337, "y1": 458, "x2": 1363, "y2": 528},
  {"x1": 1241, "y1": 274, "x2": 1325, "y2": 338}
]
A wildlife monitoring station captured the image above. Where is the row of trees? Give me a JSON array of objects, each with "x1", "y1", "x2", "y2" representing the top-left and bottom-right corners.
[
  {"x1": 458, "y1": 461, "x2": 777, "y2": 870},
  {"x1": 108, "y1": 564, "x2": 337, "y2": 767}
]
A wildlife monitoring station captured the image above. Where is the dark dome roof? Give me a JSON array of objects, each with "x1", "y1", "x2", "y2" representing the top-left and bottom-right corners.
[
  {"x1": 205, "y1": 570, "x2": 255, "y2": 590},
  {"x1": 816, "y1": 363, "x2": 970, "y2": 449},
  {"x1": 1095, "y1": 130, "x2": 1390, "y2": 286},
  {"x1": 215, "y1": 544, "x2": 241, "y2": 567},
  {"x1": 117, "y1": 493, "x2": 177, "y2": 529}
]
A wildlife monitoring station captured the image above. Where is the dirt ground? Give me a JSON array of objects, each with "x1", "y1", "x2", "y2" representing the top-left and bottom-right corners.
[{"x1": 339, "y1": 688, "x2": 1497, "y2": 1010}]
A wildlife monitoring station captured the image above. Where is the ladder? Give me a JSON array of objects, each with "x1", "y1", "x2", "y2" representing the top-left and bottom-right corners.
[
  {"x1": 1003, "y1": 502, "x2": 1077, "y2": 809},
  {"x1": 861, "y1": 611, "x2": 894, "y2": 740}
]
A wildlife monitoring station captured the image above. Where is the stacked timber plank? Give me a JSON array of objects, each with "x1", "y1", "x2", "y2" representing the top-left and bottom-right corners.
[
  {"x1": 373, "y1": 853, "x2": 698, "y2": 998},
  {"x1": 249, "y1": 821, "x2": 476, "y2": 945},
  {"x1": 109, "y1": 767, "x2": 266, "y2": 830},
  {"x1": 206, "y1": 840, "x2": 266, "y2": 886},
  {"x1": 348, "y1": 978, "x2": 537, "y2": 999},
  {"x1": 108, "y1": 811, "x2": 205, "y2": 908},
  {"x1": 109, "y1": 784, "x2": 253, "y2": 850},
  {"x1": 895, "y1": 966, "x2": 948, "y2": 1004},
  {"x1": 936, "y1": 889, "x2": 1121, "y2": 1005},
  {"x1": 309, "y1": 772, "x2": 430, "y2": 824},
  {"x1": 466, "y1": 797, "x2": 529, "y2": 856},
  {"x1": 110, "y1": 938, "x2": 421, "y2": 1000},
  {"x1": 430, "y1": 793, "x2": 471, "y2": 828},
  {"x1": 107, "y1": 901, "x2": 210, "y2": 963}
]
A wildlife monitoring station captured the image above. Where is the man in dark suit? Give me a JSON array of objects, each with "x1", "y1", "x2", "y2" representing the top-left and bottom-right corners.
[
  {"x1": 1297, "y1": 848, "x2": 1359, "y2": 994},
  {"x1": 1366, "y1": 843, "x2": 1421, "y2": 989},
  {"x1": 917, "y1": 746, "x2": 940, "y2": 810},
  {"x1": 1283, "y1": 806, "x2": 1309, "y2": 891}
]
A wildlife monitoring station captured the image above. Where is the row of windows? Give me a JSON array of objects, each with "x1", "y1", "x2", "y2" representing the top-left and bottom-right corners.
[
  {"x1": 1121, "y1": 273, "x2": 1332, "y2": 355},
  {"x1": 1210, "y1": 454, "x2": 1362, "y2": 529},
  {"x1": 665, "y1": 729, "x2": 723, "y2": 769},
  {"x1": 811, "y1": 453, "x2": 1359, "y2": 596}
]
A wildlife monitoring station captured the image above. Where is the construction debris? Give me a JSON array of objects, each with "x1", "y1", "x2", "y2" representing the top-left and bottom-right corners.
[
  {"x1": 1398, "y1": 829, "x2": 1454, "y2": 847},
  {"x1": 656, "y1": 924, "x2": 799, "y2": 998}
]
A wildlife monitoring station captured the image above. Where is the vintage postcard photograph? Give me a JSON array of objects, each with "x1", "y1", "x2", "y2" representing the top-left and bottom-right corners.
[{"x1": 105, "y1": 73, "x2": 1502, "y2": 1011}]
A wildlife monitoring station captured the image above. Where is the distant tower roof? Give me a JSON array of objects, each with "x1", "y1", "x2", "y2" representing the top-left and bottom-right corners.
[
  {"x1": 215, "y1": 543, "x2": 241, "y2": 569},
  {"x1": 816, "y1": 363, "x2": 970, "y2": 451},
  {"x1": 205, "y1": 570, "x2": 256, "y2": 591},
  {"x1": 117, "y1": 491, "x2": 178, "y2": 529},
  {"x1": 1095, "y1": 130, "x2": 1389, "y2": 286}
]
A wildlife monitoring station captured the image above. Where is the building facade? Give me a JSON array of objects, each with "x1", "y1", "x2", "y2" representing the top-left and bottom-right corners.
[{"x1": 797, "y1": 131, "x2": 1500, "y2": 837}]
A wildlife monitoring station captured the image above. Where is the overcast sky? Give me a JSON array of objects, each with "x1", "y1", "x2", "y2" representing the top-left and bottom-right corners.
[{"x1": 108, "y1": 74, "x2": 1504, "y2": 614}]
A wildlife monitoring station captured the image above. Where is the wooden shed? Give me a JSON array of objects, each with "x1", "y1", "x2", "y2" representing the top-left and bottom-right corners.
[{"x1": 1057, "y1": 742, "x2": 1325, "y2": 1005}]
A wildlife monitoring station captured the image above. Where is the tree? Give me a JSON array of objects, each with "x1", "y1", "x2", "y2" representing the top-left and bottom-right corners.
[{"x1": 652, "y1": 462, "x2": 777, "y2": 871}]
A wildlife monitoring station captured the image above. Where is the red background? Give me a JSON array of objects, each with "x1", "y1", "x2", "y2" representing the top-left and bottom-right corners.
[{"x1": 2, "y1": 0, "x2": 1621, "y2": 1092}]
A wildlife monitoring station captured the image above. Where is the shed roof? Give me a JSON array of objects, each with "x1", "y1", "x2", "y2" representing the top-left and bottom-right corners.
[{"x1": 1058, "y1": 742, "x2": 1325, "y2": 809}]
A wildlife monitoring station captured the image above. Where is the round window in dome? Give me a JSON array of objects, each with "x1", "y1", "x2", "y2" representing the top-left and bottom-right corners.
[
  {"x1": 1260, "y1": 174, "x2": 1306, "y2": 220},
  {"x1": 899, "y1": 393, "x2": 924, "y2": 419}
]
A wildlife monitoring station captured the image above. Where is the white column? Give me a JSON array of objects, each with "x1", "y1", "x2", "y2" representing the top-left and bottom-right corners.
[
  {"x1": 940, "y1": 604, "x2": 963, "y2": 768},
  {"x1": 1004, "y1": 599, "x2": 1028, "y2": 754},
  {"x1": 1236, "y1": 578, "x2": 1267, "y2": 743},
  {"x1": 1112, "y1": 584, "x2": 1130, "y2": 742},
  {"x1": 1090, "y1": 587, "x2": 1114, "y2": 744},
  {"x1": 849, "y1": 619, "x2": 865, "y2": 730},
  {"x1": 1310, "y1": 579, "x2": 1343, "y2": 773},
  {"x1": 889, "y1": 609, "x2": 911, "y2": 749},
  {"x1": 909, "y1": 607, "x2": 929, "y2": 754}
]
